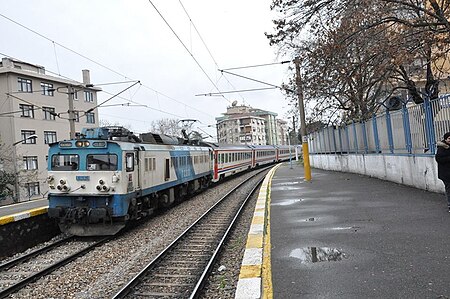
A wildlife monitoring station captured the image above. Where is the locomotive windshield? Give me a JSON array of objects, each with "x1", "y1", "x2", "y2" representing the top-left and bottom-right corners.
[
  {"x1": 51, "y1": 154, "x2": 79, "y2": 171},
  {"x1": 87, "y1": 154, "x2": 118, "y2": 171}
]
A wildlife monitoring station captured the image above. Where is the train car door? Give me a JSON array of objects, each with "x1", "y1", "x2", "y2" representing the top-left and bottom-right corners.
[
  {"x1": 134, "y1": 148, "x2": 142, "y2": 191},
  {"x1": 125, "y1": 150, "x2": 140, "y2": 193}
]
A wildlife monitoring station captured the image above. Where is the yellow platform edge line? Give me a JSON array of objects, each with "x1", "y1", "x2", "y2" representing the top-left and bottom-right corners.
[
  {"x1": 0, "y1": 206, "x2": 48, "y2": 225},
  {"x1": 236, "y1": 163, "x2": 281, "y2": 296},
  {"x1": 262, "y1": 163, "x2": 281, "y2": 299}
]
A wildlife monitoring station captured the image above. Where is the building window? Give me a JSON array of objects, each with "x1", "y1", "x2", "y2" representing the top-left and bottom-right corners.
[
  {"x1": 44, "y1": 131, "x2": 57, "y2": 144},
  {"x1": 40, "y1": 82, "x2": 54, "y2": 96},
  {"x1": 43, "y1": 107, "x2": 56, "y2": 120},
  {"x1": 73, "y1": 90, "x2": 78, "y2": 100},
  {"x1": 74, "y1": 111, "x2": 80, "y2": 122},
  {"x1": 86, "y1": 112, "x2": 95, "y2": 124},
  {"x1": 21, "y1": 130, "x2": 36, "y2": 144},
  {"x1": 18, "y1": 78, "x2": 32, "y2": 92},
  {"x1": 26, "y1": 182, "x2": 40, "y2": 198},
  {"x1": 84, "y1": 90, "x2": 94, "y2": 102},
  {"x1": 19, "y1": 104, "x2": 34, "y2": 118},
  {"x1": 23, "y1": 156, "x2": 38, "y2": 170}
]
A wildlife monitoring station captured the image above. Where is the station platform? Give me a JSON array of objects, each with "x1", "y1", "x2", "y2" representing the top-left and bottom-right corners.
[
  {"x1": 236, "y1": 162, "x2": 450, "y2": 298},
  {"x1": 0, "y1": 198, "x2": 48, "y2": 225}
]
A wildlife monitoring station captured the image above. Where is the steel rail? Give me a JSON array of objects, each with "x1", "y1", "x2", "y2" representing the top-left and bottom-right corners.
[
  {"x1": 0, "y1": 236, "x2": 74, "y2": 271},
  {"x1": 0, "y1": 236, "x2": 112, "y2": 299},
  {"x1": 112, "y1": 166, "x2": 272, "y2": 298}
]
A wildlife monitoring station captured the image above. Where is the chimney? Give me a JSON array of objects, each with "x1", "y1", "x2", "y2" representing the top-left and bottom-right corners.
[{"x1": 82, "y1": 69, "x2": 90, "y2": 85}]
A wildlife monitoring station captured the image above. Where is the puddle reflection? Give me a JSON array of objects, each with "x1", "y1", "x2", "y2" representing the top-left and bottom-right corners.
[{"x1": 290, "y1": 247, "x2": 345, "y2": 263}]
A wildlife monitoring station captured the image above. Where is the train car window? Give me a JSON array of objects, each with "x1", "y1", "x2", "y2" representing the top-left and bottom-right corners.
[
  {"x1": 165, "y1": 159, "x2": 170, "y2": 180},
  {"x1": 126, "y1": 153, "x2": 134, "y2": 172},
  {"x1": 152, "y1": 158, "x2": 156, "y2": 170},
  {"x1": 87, "y1": 154, "x2": 118, "y2": 171},
  {"x1": 145, "y1": 158, "x2": 149, "y2": 171},
  {"x1": 51, "y1": 154, "x2": 79, "y2": 171}
]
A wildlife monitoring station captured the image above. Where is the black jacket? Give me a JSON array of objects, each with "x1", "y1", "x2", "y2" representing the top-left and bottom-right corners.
[{"x1": 435, "y1": 141, "x2": 450, "y2": 182}]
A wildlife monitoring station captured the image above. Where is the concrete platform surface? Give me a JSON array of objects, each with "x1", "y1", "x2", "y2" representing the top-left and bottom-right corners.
[{"x1": 270, "y1": 162, "x2": 450, "y2": 298}]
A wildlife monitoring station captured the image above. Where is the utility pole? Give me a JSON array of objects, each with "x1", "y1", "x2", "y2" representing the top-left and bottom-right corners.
[
  {"x1": 294, "y1": 58, "x2": 311, "y2": 181},
  {"x1": 67, "y1": 85, "x2": 76, "y2": 139},
  {"x1": 292, "y1": 115, "x2": 299, "y2": 161}
]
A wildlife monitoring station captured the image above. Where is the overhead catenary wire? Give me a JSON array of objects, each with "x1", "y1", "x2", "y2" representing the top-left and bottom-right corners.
[
  {"x1": 147, "y1": 0, "x2": 231, "y2": 104},
  {"x1": 0, "y1": 17, "x2": 215, "y2": 122},
  {"x1": 196, "y1": 87, "x2": 278, "y2": 96},
  {"x1": 177, "y1": 0, "x2": 247, "y2": 103}
]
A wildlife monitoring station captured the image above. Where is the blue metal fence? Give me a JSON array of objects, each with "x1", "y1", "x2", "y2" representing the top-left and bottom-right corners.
[{"x1": 308, "y1": 95, "x2": 450, "y2": 156}]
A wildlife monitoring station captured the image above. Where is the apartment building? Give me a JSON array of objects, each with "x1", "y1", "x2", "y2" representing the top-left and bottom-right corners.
[
  {"x1": 0, "y1": 58, "x2": 101, "y2": 203},
  {"x1": 215, "y1": 102, "x2": 287, "y2": 145}
]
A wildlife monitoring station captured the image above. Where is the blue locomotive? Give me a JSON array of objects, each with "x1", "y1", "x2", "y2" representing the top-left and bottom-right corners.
[{"x1": 47, "y1": 126, "x2": 294, "y2": 236}]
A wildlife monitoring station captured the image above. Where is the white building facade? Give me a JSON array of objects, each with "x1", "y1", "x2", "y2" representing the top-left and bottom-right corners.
[
  {"x1": 215, "y1": 103, "x2": 287, "y2": 145},
  {"x1": 0, "y1": 58, "x2": 100, "y2": 203}
]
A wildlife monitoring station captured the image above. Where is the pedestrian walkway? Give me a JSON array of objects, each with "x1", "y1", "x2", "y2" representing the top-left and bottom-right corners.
[{"x1": 268, "y1": 162, "x2": 450, "y2": 298}]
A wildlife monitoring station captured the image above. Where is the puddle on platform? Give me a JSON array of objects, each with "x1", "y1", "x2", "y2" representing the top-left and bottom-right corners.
[
  {"x1": 290, "y1": 247, "x2": 346, "y2": 263},
  {"x1": 276, "y1": 181, "x2": 300, "y2": 186},
  {"x1": 272, "y1": 186, "x2": 302, "y2": 191},
  {"x1": 272, "y1": 198, "x2": 303, "y2": 206},
  {"x1": 329, "y1": 226, "x2": 361, "y2": 231},
  {"x1": 304, "y1": 217, "x2": 317, "y2": 222}
]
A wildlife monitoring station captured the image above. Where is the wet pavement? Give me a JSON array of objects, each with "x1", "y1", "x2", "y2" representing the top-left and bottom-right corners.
[{"x1": 270, "y1": 163, "x2": 450, "y2": 298}]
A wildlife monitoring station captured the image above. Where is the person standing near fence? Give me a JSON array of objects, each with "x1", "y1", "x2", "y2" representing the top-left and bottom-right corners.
[{"x1": 435, "y1": 132, "x2": 450, "y2": 212}]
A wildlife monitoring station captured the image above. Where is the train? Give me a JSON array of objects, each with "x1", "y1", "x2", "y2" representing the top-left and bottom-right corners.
[{"x1": 47, "y1": 126, "x2": 294, "y2": 236}]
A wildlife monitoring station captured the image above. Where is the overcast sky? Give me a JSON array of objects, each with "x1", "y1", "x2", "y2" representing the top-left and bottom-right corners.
[{"x1": 1, "y1": 0, "x2": 292, "y2": 140}]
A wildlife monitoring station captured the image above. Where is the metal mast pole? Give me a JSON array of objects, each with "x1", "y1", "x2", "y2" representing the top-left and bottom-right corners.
[{"x1": 294, "y1": 58, "x2": 311, "y2": 181}]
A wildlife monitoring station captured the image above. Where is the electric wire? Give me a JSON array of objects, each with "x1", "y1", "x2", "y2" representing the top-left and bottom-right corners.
[
  {"x1": 0, "y1": 18, "x2": 214, "y2": 121},
  {"x1": 147, "y1": 0, "x2": 231, "y2": 104},
  {"x1": 177, "y1": 0, "x2": 246, "y2": 103}
]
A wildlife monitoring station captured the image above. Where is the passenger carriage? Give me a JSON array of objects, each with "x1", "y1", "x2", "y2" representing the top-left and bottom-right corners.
[{"x1": 211, "y1": 144, "x2": 253, "y2": 182}]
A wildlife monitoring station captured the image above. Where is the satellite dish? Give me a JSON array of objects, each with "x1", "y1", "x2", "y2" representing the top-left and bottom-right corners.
[
  {"x1": 232, "y1": 100, "x2": 238, "y2": 106},
  {"x1": 385, "y1": 96, "x2": 403, "y2": 111}
]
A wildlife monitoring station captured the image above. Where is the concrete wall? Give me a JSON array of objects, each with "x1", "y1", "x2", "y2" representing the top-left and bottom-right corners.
[
  {"x1": 0, "y1": 214, "x2": 60, "y2": 258},
  {"x1": 310, "y1": 154, "x2": 444, "y2": 193}
]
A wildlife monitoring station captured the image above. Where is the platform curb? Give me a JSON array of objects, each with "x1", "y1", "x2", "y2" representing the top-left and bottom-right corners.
[
  {"x1": 235, "y1": 164, "x2": 280, "y2": 299},
  {"x1": 0, "y1": 207, "x2": 48, "y2": 225}
]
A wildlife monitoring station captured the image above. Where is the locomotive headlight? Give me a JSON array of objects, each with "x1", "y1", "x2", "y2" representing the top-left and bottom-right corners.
[
  {"x1": 59, "y1": 179, "x2": 66, "y2": 185},
  {"x1": 102, "y1": 185, "x2": 110, "y2": 191},
  {"x1": 112, "y1": 174, "x2": 120, "y2": 183},
  {"x1": 84, "y1": 141, "x2": 90, "y2": 147},
  {"x1": 99, "y1": 179, "x2": 105, "y2": 185},
  {"x1": 47, "y1": 175, "x2": 54, "y2": 183},
  {"x1": 96, "y1": 185, "x2": 101, "y2": 191},
  {"x1": 57, "y1": 185, "x2": 62, "y2": 191},
  {"x1": 75, "y1": 141, "x2": 83, "y2": 147}
]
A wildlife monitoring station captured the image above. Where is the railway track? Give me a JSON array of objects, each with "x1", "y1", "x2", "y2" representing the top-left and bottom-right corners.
[
  {"x1": 112, "y1": 167, "x2": 270, "y2": 299},
  {"x1": 0, "y1": 235, "x2": 111, "y2": 298}
]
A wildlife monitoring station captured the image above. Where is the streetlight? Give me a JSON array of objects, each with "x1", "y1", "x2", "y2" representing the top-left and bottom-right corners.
[
  {"x1": 287, "y1": 129, "x2": 293, "y2": 169},
  {"x1": 13, "y1": 134, "x2": 38, "y2": 146}
]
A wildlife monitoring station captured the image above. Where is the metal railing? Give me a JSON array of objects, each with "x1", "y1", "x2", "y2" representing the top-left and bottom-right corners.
[{"x1": 308, "y1": 95, "x2": 450, "y2": 156}]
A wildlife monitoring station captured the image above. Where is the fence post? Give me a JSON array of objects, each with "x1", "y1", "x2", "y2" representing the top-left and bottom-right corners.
[
  {"x1": 327, "y1": 127, "x2": 332, "y2": 153},
  {"x1": 372, "y1": 114, "x2": 381, "y2": 153},
  {"x1": 423, "y1": 96, "x2": 436, "y2": 154},
  {"x1": 402, "y1": 102, "x2": 412, "y2": 154},
  {"x1": 362, "y1": 121, "x2": 369, "y2": 154},
  {"x1": 386, "y1": 110, "x2": 394, "y2": 153},
  {"x1": 346, "y1": 124, "x2": 351, "y2": 153},
  {"x1": 338, "y1": 126, "x2": 343, "y2": 154},
  {"x1": 352, "y1": 120, "x2": 359, "y2": 153},
  {"x1": 332, "y1": 126, "x2": 338, "y2": 153}
]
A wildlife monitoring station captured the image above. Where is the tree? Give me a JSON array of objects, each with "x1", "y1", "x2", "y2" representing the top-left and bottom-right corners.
[
  {"x1": 267, "y1": 0, "x2": 450, "y2": 123},
  {"x1": 149, "y1": 118, "x2": 181, "y2": 136}
]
